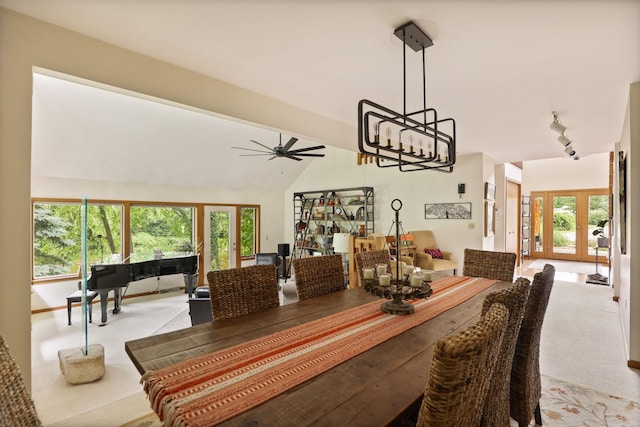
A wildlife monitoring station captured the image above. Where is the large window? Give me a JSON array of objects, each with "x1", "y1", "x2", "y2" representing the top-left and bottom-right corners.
[
  {"x1": 32, "y1": 199, "x2": 260, "y2": 281},
  {"x1": 33, "y1": 202, "x2": 122, "y2": 278},
  {"x1": 129, "y1": 205, "x2": 194, "y2": 262}
]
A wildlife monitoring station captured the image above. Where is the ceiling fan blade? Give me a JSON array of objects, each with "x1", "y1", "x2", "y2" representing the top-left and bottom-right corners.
[
  {"x1": 287, "y1": 145, "x2": 325, "y2": 154},
  {"x1": 285, "y1": 155, "x2": 303, "y2": 161},
  {"x1": 232, "y1": 146, "x2": 273, "y2": 154},
  {"x1": 282, "y1": 137, "x2": 298, "y2": 152},
  {"x1": 249, "y1": 139, "x2": 275, "y2": 152},
  {"x1": 292, "y1": 153, "x2": 325, "y2": 157},
  {"x1": 239, "y1": 153, "x2": 274, "y2": 157}
]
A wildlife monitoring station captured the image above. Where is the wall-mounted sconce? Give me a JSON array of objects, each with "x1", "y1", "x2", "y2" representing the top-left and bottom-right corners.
[{"x1": 458, "y1": 183, "x2": 466, "y2": 199}]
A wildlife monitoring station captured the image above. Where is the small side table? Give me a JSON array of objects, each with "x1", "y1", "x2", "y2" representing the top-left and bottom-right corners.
[{"x1": 66, "y1": 290, "x2": 99, "y2": 325}]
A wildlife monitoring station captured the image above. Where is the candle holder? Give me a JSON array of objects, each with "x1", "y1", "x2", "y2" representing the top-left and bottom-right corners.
[
  {"x1": 361, "y1": 198, "x2": 433, "y2": 315},
  {"x1": 362, "y1": 270, "x2": 432, "y2": 315}
]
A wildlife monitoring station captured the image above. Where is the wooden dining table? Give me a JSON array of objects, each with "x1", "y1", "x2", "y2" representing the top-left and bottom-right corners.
[{"x1": 125, "y1": 278, "x2": 511, "y2": 426}]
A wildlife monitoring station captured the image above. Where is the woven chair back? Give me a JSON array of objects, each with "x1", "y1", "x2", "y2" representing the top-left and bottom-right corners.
[
  {"x1": 417, "y1": 303, "x2": 509, "y2": 427},
  {"x1": 463, "y1": 248, "x2": 517, "y2": 282},
  {"x1": 206, "y1": 264, "x2": 279, "y2": 320},
  {"x1": 353, "y1": 249, "x2": 391, "y2": 285},
  {"x1": 293, "y1": 255, "x2": 345, "y2": 301},
  {"x1": 480, "y1": 278, "x2": 531, "y2": 427},
  {"x1": 510, "y1": 263, "x2": 555, "y2": 426},
  {"x1": 0, "y1": 336, "x2": 42, "y2": 426}
]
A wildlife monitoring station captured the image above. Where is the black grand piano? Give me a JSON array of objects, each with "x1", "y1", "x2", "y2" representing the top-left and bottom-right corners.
[{"x1": 88, "y1": 255, "x2": 198, "y2": 325}]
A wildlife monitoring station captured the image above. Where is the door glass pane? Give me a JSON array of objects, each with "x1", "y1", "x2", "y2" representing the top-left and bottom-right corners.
[
  {"x1": 552, "y1": 196, "x2": 577, "y2": 255},
  {"x1": 532, "y1": 197, "x2": 544, "y2": 253},
  {"x1": 209, "y1": 211, "x2": 230, "y2": 270},
  {"x1": 240, "y1": 207, "x2": 256, "y2": 257},
  {"x1": 588, "y1": 195, "x2": 609, "y2": 256}
]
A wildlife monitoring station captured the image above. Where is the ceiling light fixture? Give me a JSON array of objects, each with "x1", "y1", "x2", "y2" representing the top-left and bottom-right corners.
[
  {"x1": 549, "y1": 111, "x2": 567, "y2": 134},
  {"x1": 357, "y1": 21, "x2": 456, "y2": 173},
  {"x1": 550, "y1": 111, "x2": 579, "y2": 159},
  {"x1": 557, "y1": 133, "x2": 571, "y2": 146}
]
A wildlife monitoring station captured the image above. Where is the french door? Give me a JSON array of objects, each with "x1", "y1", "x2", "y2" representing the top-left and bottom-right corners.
[
  {"x1": 530, "y1": 189, "x2": 609, "y2": 262},
  {"x1": 203, "y1": 206, "x2": 237, "y2": 274}
]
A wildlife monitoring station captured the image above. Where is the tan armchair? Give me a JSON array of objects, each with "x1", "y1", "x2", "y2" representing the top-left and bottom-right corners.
[{"x1": 410, "y1": 230, "x2": 458, "y2": 273}]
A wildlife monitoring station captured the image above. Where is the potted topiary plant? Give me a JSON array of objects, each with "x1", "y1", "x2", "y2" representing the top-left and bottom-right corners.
[{"x1": 592, "y1": 219, "x2": 609, "y2": 248}]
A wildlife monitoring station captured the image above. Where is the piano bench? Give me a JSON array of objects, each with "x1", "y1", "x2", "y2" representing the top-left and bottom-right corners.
[{"x1": 66, "y1": 290, "x2": 99, "y2": 325}]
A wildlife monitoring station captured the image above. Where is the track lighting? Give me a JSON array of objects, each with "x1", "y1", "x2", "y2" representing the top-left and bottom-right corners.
[
  {"x1": 550, "y1": 111, "x2": 580, "y2": 159},
  {"x1": 558, "y1": 133, "x2": 571, "y2": 146},
  {"x1": 550, "y1": 111, "x2": 566, "y2": 133}
]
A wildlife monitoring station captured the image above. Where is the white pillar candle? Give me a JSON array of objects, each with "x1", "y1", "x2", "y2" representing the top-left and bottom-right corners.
[
  {"x1": 403, "y1": 264, "x2": 415, "y2": 276},
  {"x1": 363, "y1": 268, "x2": 374, "y2": 279},
  {"x1": 410, "y1": 273, "x2": 423, "y2": 287},
  {"x1": 422, "y1": 270, "x2": 433, "y2": 282},
  {"x1": 378, "y1": 273, "x2": 391, "y2": 286},
  {"x1": 376, "y1": 264, "x2": 387, "y2": 275}
]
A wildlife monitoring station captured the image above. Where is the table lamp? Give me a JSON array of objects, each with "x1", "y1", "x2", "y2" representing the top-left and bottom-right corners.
[{"x1": 332, "y1": 233, "x2": 351, "y2": 286}]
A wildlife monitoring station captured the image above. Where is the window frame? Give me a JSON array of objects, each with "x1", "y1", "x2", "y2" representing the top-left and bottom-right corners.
[{"x1": 31, "y1": 198, "x2": 260, "y2": 284}]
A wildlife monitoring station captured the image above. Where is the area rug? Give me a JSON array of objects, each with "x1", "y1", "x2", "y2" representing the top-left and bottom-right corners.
[
  {"x1": 529, "y1": 259, "x2": 609, "y2": 276},
  {"x1": 535, "y1": 375, "x2": 640, "y2": 427}
]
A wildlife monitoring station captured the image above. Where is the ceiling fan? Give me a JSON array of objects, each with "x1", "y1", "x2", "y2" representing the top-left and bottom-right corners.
[{"x1": 232, "y1": 134, "x2": 325, "y2": 162}]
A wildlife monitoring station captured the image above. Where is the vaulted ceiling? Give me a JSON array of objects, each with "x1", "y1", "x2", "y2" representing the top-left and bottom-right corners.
[{"x1": 3, "y1": 0, "x2": 639, "y2": 191}]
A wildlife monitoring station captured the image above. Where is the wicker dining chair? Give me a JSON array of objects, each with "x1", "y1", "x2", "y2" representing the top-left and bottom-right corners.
[
  {"x1": 0, "y1": 335, "x2": 42, "y2": 426},
  {"x1": 353, "y1": 249, "x2": 391, "y2": 284},
  {"x1": 463, "y1": 248, "x2": 517, "y2": 282},
  {"x1": 417, "y1": 302, "x2": 509, "y2": 427},
  {"x1": 206, "y1": 264, "x2": 280, "y2": 320},
  {"x1": 510, "y1": 264, "x2": 556, "y2": 427},
  {"x1": 480, "y1": 278, "x2": 531, "y2": 427},
  {"x1": 292, "y1": 255, "x2": 345, "y2": 301}
]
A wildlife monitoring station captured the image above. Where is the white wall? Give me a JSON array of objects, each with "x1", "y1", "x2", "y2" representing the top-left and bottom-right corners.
[
  {"x1": 616, "y1": 82, "x2": 639, "y2": 363},
  {"x1": 522, "y1": 153, "x2": 610, "y2": 194},
  {"x1": 285, "y1": 147, "x2": 494, "y2": 270}
]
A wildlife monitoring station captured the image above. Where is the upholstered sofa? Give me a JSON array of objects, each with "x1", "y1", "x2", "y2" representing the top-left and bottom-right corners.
[{"x1": 410, "y1": 230, "x2": 458, "y2": 273}]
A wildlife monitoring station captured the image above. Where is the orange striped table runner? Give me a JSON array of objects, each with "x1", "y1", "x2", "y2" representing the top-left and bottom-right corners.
[{"x1": 142, "y1": 276, "x2": 497, "y2": 426}]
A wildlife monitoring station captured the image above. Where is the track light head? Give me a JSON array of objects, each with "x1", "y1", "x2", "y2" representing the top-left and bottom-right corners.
[
  {"x1": 558, "y1": 133, "x2": 571, "y2": 146},
  {"x1": 564, "y1": 145, "x2": 576, "y2": 156},
  {"x1": 550, "y1": 111, "x2": 566, "y2": 134}
]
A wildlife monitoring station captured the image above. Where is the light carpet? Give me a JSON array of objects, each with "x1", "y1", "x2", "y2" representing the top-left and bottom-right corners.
[
  {"x1": 125, "y1": 375, "x2": 640, "y2": 427},
  {"x1": 529, "y1": 259, "x2": 609, "y2": 275}
]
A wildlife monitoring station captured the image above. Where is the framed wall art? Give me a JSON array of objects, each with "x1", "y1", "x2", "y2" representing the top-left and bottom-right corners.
[
  {"x1": 484, "y1": 182, "x2": 496, "y2": 201},
  {"x1": 425, "y1": 202, "x2": 472, "y2": 219},
  {"x1": 484, "y1": 200, "x2": 495, "y2": 236},
  {"x1": 618, "y1": 151, "x2": 627, "y2": 254}
]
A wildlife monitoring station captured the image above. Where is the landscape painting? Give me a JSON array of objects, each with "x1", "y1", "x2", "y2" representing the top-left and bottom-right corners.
[{"x1": 424, "y1": 202, "x2": 472, "y2": 219}]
